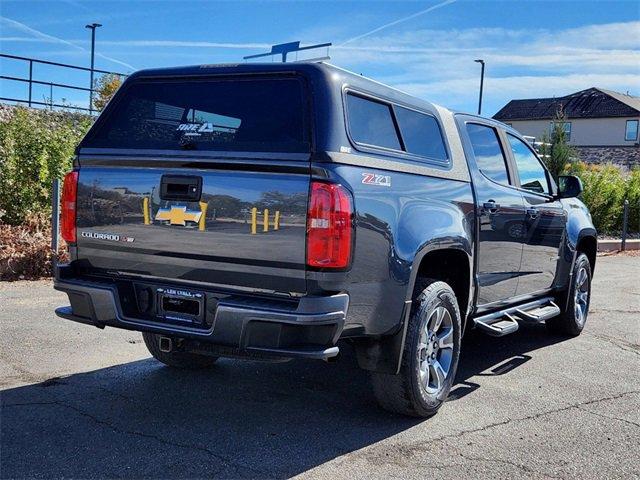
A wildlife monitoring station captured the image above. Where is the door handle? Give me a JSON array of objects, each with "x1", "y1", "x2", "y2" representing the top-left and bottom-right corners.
[
  {"x1": 526, "y1": 208, "x2": 539, "y2": 219},
  {"x1": 482, "y1": 201, "x2": 500, "y2": 214}
]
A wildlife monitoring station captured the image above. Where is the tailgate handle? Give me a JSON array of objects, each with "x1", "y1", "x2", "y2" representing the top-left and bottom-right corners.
[{"x1": 160, "y1": 175, "x2": 202, "y2": 202}]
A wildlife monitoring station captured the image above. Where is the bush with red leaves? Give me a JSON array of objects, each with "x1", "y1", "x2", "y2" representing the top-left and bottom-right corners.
[{"x1": 0, "y1": 213, "x2": 67, "y2": 281}]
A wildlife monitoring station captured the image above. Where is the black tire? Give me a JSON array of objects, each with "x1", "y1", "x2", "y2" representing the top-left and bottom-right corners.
[
  {"x1": 371, "y1": 279, "x2": 462, "y2": 417},
  {"x1": 547, "y1": 253, "x2": 592, "y2": 336},
  {"x1": 142, "y1": 332, "x2": 219, "y2": 369}
]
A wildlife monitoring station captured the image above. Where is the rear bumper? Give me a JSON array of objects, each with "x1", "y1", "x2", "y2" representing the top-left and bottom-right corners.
[{"x1": 54, "y1": 266, "x2": 347, "y2": 361}]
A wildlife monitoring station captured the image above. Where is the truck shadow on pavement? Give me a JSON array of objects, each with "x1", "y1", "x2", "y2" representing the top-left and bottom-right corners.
[{"x1": 1, "y1": 324, "x2": 567, "y2": 479}]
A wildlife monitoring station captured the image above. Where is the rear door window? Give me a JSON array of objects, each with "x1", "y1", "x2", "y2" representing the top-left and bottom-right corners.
[
  {"x1": 466, "y1": 123, "x2": 510, "y2": 185},
  {"x1": 346, "y1": 93, "x2": 401, "y2": 150},
  {"x1": 394, "y1": 106, "x2": 447, "y2": 161},
  {"x1": 82, "y1": 77, "x2": 309, "y2": 153}
]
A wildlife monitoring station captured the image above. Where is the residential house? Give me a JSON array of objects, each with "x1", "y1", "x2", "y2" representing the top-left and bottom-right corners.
[{"x1": 493, "y1": 88, "x2": 640, "y2": 168}]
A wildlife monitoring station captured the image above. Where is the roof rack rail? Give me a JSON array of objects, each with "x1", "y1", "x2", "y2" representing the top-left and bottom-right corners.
[{"x1": 243, "y1": 41, "x2": 332, "y2": 63}]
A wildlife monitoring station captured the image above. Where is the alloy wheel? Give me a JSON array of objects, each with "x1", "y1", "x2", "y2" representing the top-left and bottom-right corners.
[
  {"x1": 417, "y1": 305, "x2": 454, "y2": 395},
  {"x1": 574, "y1": 266, "x2": 590, "y2": 326}
]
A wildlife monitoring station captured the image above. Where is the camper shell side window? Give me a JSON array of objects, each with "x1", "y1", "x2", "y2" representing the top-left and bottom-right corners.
[{"x1": 343, "y1": 89, "x2": 450, "y2": 167}]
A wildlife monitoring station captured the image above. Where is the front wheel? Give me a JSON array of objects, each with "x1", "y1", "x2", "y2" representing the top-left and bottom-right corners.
[
  {"x1": 371, "y1": 279, "x2": 462, "y2": 417},
  {"x1": 547, "y1": 253, "x2": 592, "y2": 336}
]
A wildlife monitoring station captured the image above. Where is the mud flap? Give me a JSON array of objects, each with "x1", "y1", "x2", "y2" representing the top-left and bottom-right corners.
[{"x1": 354, "y1": 300, "x2": 412, "y2": 374}]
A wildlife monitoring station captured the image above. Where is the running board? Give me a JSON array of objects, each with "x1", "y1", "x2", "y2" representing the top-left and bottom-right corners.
[
  {"x1": 473, "y1": 297, "x2": 559, "y2": 337},
  {"x1": 474, "y1": 312, "x2": 519, "y2": 337},
  {"x1": 514, "y1": 302, "x2": 560, "y2": 323}
]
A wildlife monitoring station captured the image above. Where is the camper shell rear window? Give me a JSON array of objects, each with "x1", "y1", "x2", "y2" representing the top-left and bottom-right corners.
[{"x1": 81, "y1": 76, "x2": 310, "y2": 153}]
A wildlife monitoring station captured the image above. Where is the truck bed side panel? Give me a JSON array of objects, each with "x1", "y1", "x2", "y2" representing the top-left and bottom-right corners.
[{"x1": 309, "y1": 162, "x2": 475, "y2": 336}]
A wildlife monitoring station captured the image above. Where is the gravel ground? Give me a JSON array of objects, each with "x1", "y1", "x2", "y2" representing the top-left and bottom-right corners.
[{"x1": 0, "y1": 254, "x2": 638, "y2": 479}]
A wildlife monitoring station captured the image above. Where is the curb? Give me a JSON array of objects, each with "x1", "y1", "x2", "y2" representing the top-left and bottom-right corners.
[{"x1": 598, "y1": 239, "x2": 640, "y2": 252}]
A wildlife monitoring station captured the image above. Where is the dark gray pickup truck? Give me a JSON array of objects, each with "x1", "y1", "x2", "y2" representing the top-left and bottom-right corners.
[{"x1": 54, "y1": 62, "x2": 596, "y2": 417}]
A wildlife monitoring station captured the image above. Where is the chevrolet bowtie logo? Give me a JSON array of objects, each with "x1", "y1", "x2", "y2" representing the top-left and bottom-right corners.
[{"x1": 155, "y1": 206, "x2": 203, "y2": 226}]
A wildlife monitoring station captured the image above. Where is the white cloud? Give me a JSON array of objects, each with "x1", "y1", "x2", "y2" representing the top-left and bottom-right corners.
[
  {"x1": 393, "y1": 73, "x2": 640, "y2": 114},
  {"x1": 327, "y1": 20, "x2": 640, "y2": 113},
  {"x1": 98, "y1": 40, "x2": 273, "y2": 50},
  {"x1": 2, "y1": 14, "x2": 637, "y2": 114},
  {"x1": 340, "y1": 0, "x2": 457, "y2": 45},
  {"x1": 0, "y1": 16, "x2": 136, "y2": 71}
]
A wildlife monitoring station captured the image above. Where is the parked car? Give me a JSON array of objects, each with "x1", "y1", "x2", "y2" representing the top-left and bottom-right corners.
[{"x1": 54, "y1": 62, "x2": 596, "y2": 417}]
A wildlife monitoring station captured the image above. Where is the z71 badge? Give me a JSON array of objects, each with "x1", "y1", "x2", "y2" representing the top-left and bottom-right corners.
[{"x1": 362, "y1": 172, "x2": 391, "y2": 187}]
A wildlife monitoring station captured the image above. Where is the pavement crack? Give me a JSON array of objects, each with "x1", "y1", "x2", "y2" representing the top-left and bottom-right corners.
[
  {"x1": 576, "y1": 406, "x2": 640, "y2": 429},
  {"x1": 585, "y1": 332, "x2": 640, "y2": 356},
  {"x1": 453, "y1": 450, "x2": 564, "y2": 479},
  {"x1": 3, "y1": 401, "x2": 59, "y2": 408},
  {"x1": 592, "y1": 308, "x2": 640, "y2": 314},
  {"x1": 360, "y1": 391, "x2": 640, "y2": 476},
  {"x1": 3, "y1": 399, "x2": 273, "y2": 478},
  {"x1": 430, "y1": 390, "x2": 640, "y2": 443}
]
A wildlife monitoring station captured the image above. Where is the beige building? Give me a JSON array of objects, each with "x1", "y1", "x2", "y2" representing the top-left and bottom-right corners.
[{"x1": 493, "y1": 88, "x2": 640, "y2": 167}]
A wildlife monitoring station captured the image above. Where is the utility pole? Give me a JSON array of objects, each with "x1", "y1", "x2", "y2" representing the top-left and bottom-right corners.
[
  {"x1": 85, "y1": 23, "x2": 102, "y2": 114},
  {"x1": 474, "y1": 59, "x2": 485, "y2": 116}
]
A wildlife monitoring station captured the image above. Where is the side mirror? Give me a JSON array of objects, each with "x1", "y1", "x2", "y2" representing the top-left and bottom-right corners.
[{"x1": 558, "y1": 175, "x2": 583, "y2": 198}]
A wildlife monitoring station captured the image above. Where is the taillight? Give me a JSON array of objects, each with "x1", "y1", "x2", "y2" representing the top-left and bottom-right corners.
[
  {"x1": 61, "y1": 171, "x2": 78, "y2": 244},
  {"x1": 306, "y1": 181, "x2": 353, "y2": 269}
]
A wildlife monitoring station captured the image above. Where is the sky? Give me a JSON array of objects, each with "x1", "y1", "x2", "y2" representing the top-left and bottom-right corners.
[{"x1": 0, "y1": 0, "x2": 639, "y2": 115}]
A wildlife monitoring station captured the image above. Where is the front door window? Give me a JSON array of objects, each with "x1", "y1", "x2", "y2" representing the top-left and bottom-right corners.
[{"x1": 507, "y1": 134, "x2": 550, "y2": 195}]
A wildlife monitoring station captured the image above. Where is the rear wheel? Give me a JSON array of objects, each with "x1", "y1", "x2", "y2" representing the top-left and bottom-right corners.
[
  {"x1": 547, "y1": 253, "x2": 592, "y2": 336},
  {"x1": 371, "y1": 279, "x2": 462, "y2": 417},
  {"x1": 142, "y1": 332, "x2": 218, "y2": 369}
]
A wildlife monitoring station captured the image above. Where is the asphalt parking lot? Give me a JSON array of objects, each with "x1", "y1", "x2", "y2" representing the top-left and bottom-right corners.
[{"x1": 1, "y1": 254, "x2": 638, "y2": 479}]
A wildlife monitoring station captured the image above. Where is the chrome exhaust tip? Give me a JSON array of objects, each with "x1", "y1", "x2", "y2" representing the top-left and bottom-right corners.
[{"x1": 158, "y1": 336, "x2": 173, "y2": 353}]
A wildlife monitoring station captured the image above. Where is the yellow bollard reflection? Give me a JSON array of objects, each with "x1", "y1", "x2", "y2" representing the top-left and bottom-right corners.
[
  {"x1": 274, "y1": 210, "x2": 280, "y2": 230},
  {"x1": 263, "y1": 208, "x2": 269, "y2": 232},
  {"x1": 143, "y1": 197, "x2": 150, "y2": 225},
  {"x1": 251, "y1": 207, "x2": 257, "y2": 234},
  {"x1": 198, "y1": 202, "x2": 208, "y2": 231}
]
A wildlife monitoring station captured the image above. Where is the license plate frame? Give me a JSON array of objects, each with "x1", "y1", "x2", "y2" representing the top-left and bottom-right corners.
[{"x1": 156, "y1": 287, "x2": 204, "y2": 324}]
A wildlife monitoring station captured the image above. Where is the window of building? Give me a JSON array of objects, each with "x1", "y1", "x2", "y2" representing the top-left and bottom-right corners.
[
  {"x1": 549, "y1": 121, "x2": 572, "y2": 141},
  {"x1": 507, "y1": 134, "x2": 550, "y2": 195},
  {"x1": 625, "y1": 120, "x2": 639, "y2": 141},
  {"x1": 466, "y1": 123, "x2": 510, "y2": 185},
  {"x1": 346, "y1": 93, "x2": 401, "y2": 150},
  {"x1": 393, "y1": 106, "x2": 447, "y2": 161}
]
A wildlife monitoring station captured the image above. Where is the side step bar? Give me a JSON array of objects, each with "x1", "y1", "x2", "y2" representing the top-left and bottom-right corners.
[
  {"x1": 474, "y1": 312, "x2": 520, "y2": 337},
  {"x1": 515, "y1": 302, "x2": 560, "y2": 323},
  {"x1": 473, "y1": 297, "x2": 560, "y2": 337}
]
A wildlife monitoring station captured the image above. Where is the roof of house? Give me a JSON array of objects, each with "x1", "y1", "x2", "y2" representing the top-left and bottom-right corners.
[{"x1": 493, "y1": 87, "x2": 640, "y2": 121}]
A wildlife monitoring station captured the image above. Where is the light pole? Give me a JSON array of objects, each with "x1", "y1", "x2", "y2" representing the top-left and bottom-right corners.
[
  {"x1": 474, "y1": 59, "x2": 485, "y2": 116},
  {"x1": 85, "y1": 23, "x2": 102, "y2": 114}
]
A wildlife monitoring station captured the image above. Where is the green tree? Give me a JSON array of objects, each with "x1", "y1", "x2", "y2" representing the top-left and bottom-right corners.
[
  {"x1": 538, "y1": 108, "x2": 578, "y2": 181},
  {"x1": 93, "y1": 73, "x2": 123, "y2": 111}
]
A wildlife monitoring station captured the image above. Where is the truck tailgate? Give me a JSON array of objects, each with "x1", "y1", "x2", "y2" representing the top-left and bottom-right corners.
[{"x1": 75, "y1": 164, "x2": 309, "y2": 293}]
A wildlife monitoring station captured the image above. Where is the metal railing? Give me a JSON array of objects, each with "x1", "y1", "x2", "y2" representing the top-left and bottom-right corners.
[{"x1": 0, "y1": 53, "x2": 127, "y2": 114}]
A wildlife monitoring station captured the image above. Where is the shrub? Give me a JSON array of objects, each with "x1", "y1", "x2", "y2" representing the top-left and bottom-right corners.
[
  {"x1": 625, "y1": 167, "x2": 640, "y2": 233},
  {"x1": 0, "y1": 213, "x2": 67, "y2": 280},
  {"x1": 564, "y1": 162, "x2": 633, "y2": 234},
  {"x1": 0, "y1": 106, "x2": 92, "y2": 225}
]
